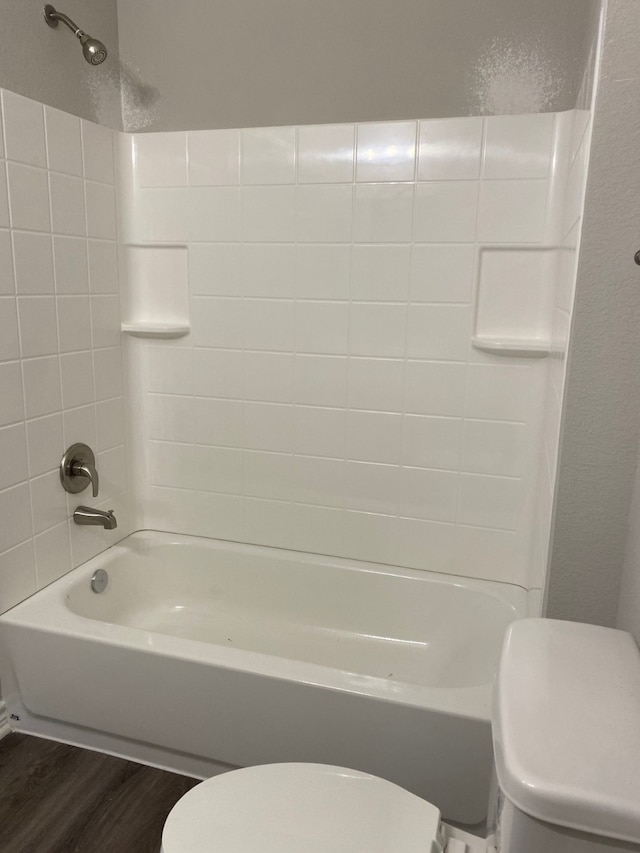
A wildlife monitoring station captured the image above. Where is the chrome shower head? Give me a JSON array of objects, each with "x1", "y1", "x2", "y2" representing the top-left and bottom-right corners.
[{"x1": 44, "y1": 5, "x2": 108, "y2": 66}]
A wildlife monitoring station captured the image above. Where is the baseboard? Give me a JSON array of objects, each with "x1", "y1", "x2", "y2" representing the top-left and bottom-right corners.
[{"x1": 0, "y1": 699, "x2": 11, "y2": 740}]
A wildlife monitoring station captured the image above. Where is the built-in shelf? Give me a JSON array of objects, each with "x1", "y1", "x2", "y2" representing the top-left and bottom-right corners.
[
  {"x1": 471, "y1": 336, "x2": 551, "y2": 358},
  {"x1": 121, "y1": 322, "x2": 191, "y2": 339}
]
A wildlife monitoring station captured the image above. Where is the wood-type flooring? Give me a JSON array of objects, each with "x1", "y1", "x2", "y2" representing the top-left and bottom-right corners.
[{"x1": 0, "y1": 732, "x2": 199, "y2": 853}]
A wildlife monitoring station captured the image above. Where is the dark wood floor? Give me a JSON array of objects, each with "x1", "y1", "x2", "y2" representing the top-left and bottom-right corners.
[{"x1": 0, "y1": 732, "x2": 199, "y2": 853}]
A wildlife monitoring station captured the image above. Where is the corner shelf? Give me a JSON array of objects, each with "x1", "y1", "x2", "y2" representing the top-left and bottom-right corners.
[
  {"x1": 121, "y1": 322, "x2": 191, "y2": 339},
  {"x1": 471, "y1": 336, "x2": 551, "y2": 358}
]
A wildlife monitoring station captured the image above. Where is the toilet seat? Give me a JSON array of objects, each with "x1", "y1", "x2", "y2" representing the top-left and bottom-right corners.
[{"x1": 161, "y1": 763, "x2": 443, "y2": 853}]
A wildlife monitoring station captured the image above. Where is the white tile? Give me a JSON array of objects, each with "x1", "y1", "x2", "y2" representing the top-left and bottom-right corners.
[
  {"x1": 190, "y1": 244, "x2": 242, "y2": 296},
  {"x1": 0, "y1": 424, "x2": 28, "y2": 489},
  {"x1": 406, "y1": 304, "x2": 470, "y2": 361},
  {"x1": 93, "y1": 347, "x2": 123, "y2": 400},
  {"x1": 342, "y1": 510, "x2": 398, "y2": 565},
  {"x1": 53, "y1": 236, "x2": 89, "y2": 294},
  {"x1": 243, "y1": 186, "x2": 295, "y2": 242},
  {"x1": 22, "y1": 355, "x2": 61, "y2": 418},
  {"x1": 241, "y1": 127, "x2": 296, "y2": 185},
  {"x1": 243, "y1": 299, "x2": 294, "y2": 351},
  {"x1": 356, "y1": 121, "x2": 416, "y2": 182},
  {"x1": 0, "y1": 482, "x2": 32, "y2": 552},
  {"x1": 57, "y1": 295, "x2": 92, "y2": 352},
  {"x1": 409, "y1": 245, "x2": 475, "y2": 303},
  {"x1": 244, "y1": 402, "x2": 294, "y2": 453},
  {"x1": 149, "y1": 441, "x2": 193, "y2": 489},
  {"x1": 7, "y1": 163, "x2": 50, "y2": 232},
  {"x1": 293, "y1": 355, "x2": 347, "y2": 408},
  {"x1": 404, "y1": 361, "x2": 466, "y2": 417},
  {"x1": 192, "y1": 398, "x2": 244, "y2": 447},
  {"x1": 60, "y1": 351, "x2": 94, "y2": 409},
  {"x1": 345, "y1": 461, "x2": 400, "y2": 514},
  {"x1": 136, "y1": 188, "x2": 189, "y2": 242},
  {"x1": 192, "y1": 349, "x2": 242, "y2": 398},
  {"x1": 90, "y1": 294, "x2": 121, "y2": 349},
  {"x1": 30, "y1": 470, "x2": 68, "y2": 534},
  {"x1": 26, "y1": 412, "x2": 64, "y2": 476},
  {"x1": 35, "y1": 522, "x2": 71, "y2": 588},
  {"x1": 461, "y1": 420, "x2": 528, "y2": 477},
  {"x1": 50, "y1": 173, "x2": 86, "y2": 236},
  {"x1": 295, "y1": 245, "x2": 351, "y2": 300},
  {"x1": 82, "y1": 121, "x2": 114, "y2": 184},
  {"x1": 346, "y1": 410, "x2": 402, "y2": 464},
  {"x1": 297, "y1": 124, "x2": 354, "y2": 183},
  {"x1": 0, "y1": 540, "x2": 36, "y2": 612},
  {"x1": 294, "y1": 406, "x2": 346, "y2": 459},
  {"x1": 394, "y1": 517, "x2": 456, "y2": 573},
  {"x1": 483, "y1": 115, "x2": 554, "y2": 180},
  {"x1": 86, "y1": 181, "x2": 116, "y2": 240},
  {"x1": 0, "y1": 229, "x2": 14, "y2": 293},
  {"x1": 418, "y1": 117, "x2": 483, "y2": 181},
  {"x1": 477, "y1": 180, "x2": 548, "y2": 243},
  {"x1": 18, "y1": 296, "x2": 58, "y2": 357},
  {"x1": 402, "y1": 415, "x2": 462, "y2": 469},
  {"x1": 13, "y1": 231, "x2": 54, "y2": 294},
  {"x1": 193, "y1": 445, "x2": 243, "y2": 494},
  {"x1": 243, "y1": 451, "x2": 294, "y2": 501},
  {"x1": 88, "y1": 240, "x2": 118, "y2": 293},
  {"x1": 453, "y1": 525, "x2": 518, "y2": 583},
  {"x1": 63, "y1": 403, "x2": 96, "y2": 448},
  {"x1": 349, "y1": 302, "x2": 406, "y2": 358},
  {"x1": 45, "y1": 106, "x2": 83, "y2": 176},
  {"x1": 465, "y1": 364, "x2": 532, "y2": 421},
  {"x1": 96, "y1": 445, "x2": 127, "y2": 499},
  {"x1": 189, "y1": 187, "x2": 241, "y2": 241},
  {"x1": 353, "y1": 184, "x2": 414, "y2": 243},
  {"x1": 0, "y1": 296, "x2": 20, "y2": 361},
  {"x1": 458, "y1": 473, "x2": 522, "y2": 530},
  {"x1": 297, "y1": 185, "x2": 353, "y2": 243},
  {"x1": 242, "y1": 244, "x2": 294, "y2": 298},
  {"x1": 134, "y1": 131, "x2": 187, "y2": 187},
  {"x1": 0, "y1": 166, "x2": 9, "y2": 228},
  {"x1": 188, "y1": 129, "x2": 240, "y2": 186},
  {"x1": 413, "y1": 182, "x2": 478, "y2": 242},
  {"x1": 243, "y1": 496, "x2": 292, "y2": 550},
  {"x1": 399, "y1": 467, "x2": 458, "y2": 522},
  {"x1": 292, "y1": 456, "x2": 345, "y2": 507},
  {"x1": 148, "y1": 394, "x2": 194, "y2": 444},
  {"x1": 190, "y1": 298, "x2": 243, "y2": 348},
  {"x1": 347, "y1": 357, "x2": 404, "y2": 412},
  {"x1": 0, "y1": 361, "x2": 24, "y2": 426},
  {"x1": 69, "y1": 515, "x2": 106, "y2": 568},
  {"x1": 351, "y1": 245, "x2": 411, "y2": 302},
  {"x1": 289, "y1": 503, "x2": 345, "y2": 556},
  {"x1": 295, "y1": 301, "x2": 349, "y2": 355},
  {"x1": 244, "y1": 351, "x2": 293, "y2": 402},
  {"x1": 2, "y1": 90, "x2": 46, "y2": 167}
]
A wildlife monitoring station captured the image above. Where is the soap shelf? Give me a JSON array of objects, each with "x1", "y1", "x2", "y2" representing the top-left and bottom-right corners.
[
  {"x1": 121, "y1": 322, "x2": 191, "y2": 339},
  {"x1": 471, "y1": 337, "x2": 551, "y2": 358}
]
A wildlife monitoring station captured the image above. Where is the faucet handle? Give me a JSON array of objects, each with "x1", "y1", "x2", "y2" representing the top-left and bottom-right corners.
[{"x1": 60, "y1": 443, "x2": 99, "y2": 497}]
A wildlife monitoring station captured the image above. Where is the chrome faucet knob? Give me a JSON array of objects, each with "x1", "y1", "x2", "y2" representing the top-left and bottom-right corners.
[{"x1": 60, "y1": 443, "x2": 100, "y2": 497}]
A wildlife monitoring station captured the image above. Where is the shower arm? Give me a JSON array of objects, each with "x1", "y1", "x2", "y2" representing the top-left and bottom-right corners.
[{"x1": 44, "y1": 6, "x2": 88, "y2": 41}]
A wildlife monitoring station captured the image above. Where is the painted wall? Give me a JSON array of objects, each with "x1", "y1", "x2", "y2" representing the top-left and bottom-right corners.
[
  {"x1": 0, "y1": 90, "x2": 131, "y2": 615},
  {"x1": 0, "y1": 0, "x2": 121, "y2": 128},
  {"x1": 120, "y1": 112, "x2": 574, "y2": 588},
  {"x1": 546, "y1": 0, "x2": 640, "y2": 627},
  {"x1": 116, "y1": 0, "x2": 598, "y2": 132}
]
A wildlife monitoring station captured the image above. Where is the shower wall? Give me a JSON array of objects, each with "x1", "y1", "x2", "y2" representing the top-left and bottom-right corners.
[
  {"x1": 123, "y1": 113, "x2": 576, "y2": 587},
  {"x1": 0, "y1": 89, "x2": 130, "y2": 615}
]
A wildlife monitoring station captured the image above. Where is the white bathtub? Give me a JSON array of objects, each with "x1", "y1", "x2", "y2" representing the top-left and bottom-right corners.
[{"x1": 0, "y1": 530, "x2": 526, "y2": 824}]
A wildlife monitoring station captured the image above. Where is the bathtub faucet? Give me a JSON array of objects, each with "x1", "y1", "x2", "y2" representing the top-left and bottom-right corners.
[{"x1": 73, "y1": 506, "x2": 118, "y2": 530}]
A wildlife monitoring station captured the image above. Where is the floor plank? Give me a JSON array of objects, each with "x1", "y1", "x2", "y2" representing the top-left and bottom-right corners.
[{"x1": 0, "y1": 733, "x2": 199, "y2": 853}]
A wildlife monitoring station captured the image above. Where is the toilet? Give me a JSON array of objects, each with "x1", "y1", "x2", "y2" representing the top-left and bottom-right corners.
[{"x1": 161, "y1": 619, "x2": 640, "y2": 853}]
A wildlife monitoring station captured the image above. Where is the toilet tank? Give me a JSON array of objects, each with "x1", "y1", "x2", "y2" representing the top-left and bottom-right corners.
[{"x1": 490, "y1": 619, "x2": 640, "y2": 853}]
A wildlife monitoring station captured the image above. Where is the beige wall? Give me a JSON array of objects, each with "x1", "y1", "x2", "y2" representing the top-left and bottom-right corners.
[
  {"x1": 0, "y1": 0, "x2": 120, "y2": 128},
  {"x1": 117, "y1": 0, "x2": 598, "y2": 132}
]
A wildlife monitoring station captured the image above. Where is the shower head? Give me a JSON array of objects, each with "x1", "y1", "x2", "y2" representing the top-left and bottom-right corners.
[{"x1": 44, "y1": 5, "x2": 108, "y2": 66}]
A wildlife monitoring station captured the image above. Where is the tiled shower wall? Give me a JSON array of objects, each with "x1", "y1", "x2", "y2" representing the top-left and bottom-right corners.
[
  {"x1": 0, "y1": 89, "x2": 130, "y2": 614},
  {"x1": 125, "y1": 113, "x2": 573, "y2": 587}
]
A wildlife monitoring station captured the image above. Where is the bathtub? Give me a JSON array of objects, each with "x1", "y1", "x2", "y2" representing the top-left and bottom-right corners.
[{"x1": 0, "y1": 530, "x2": 526, "y2": 824}]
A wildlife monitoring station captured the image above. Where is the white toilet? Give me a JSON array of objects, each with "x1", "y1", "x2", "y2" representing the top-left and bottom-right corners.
[{"x1": 161, "y1": 619, "x2": 640, "y2": 853}]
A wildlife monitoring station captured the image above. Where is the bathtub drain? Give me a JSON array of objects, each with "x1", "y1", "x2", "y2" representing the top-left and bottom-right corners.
[{"x1": 91, "y1": 569, "x2": 109, "y2": 593}]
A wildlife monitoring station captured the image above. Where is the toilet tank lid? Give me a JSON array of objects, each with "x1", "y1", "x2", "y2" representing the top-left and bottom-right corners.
[{"x1": 493, "y1": 618, "x2": 640, "y2": 845}]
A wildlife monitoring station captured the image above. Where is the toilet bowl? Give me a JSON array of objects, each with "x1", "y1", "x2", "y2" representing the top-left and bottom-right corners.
[{"x1": 162, "y1": 619, "x2": 640, "y2": 853}]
